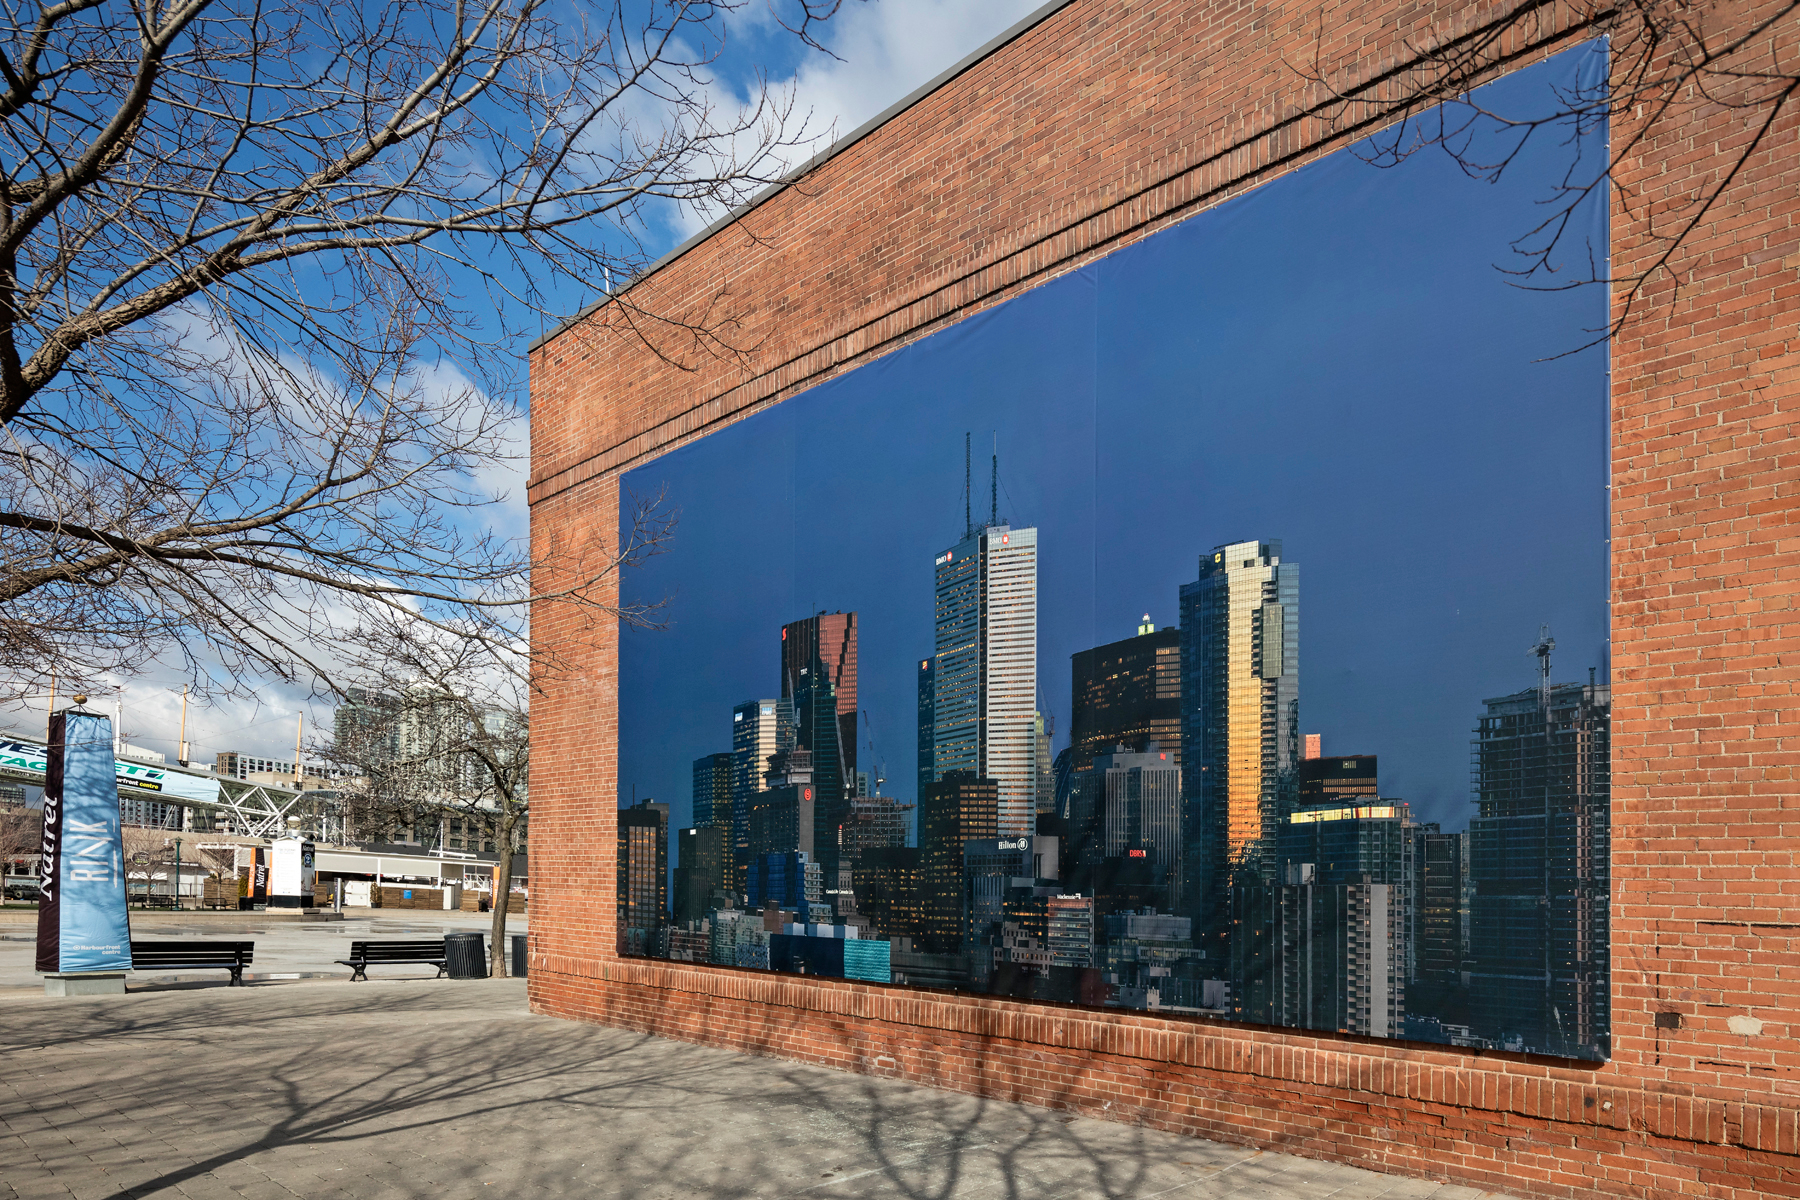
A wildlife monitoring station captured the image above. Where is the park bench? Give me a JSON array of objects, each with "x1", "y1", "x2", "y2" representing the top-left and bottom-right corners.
[
  {"x1": 336, "y1": 939, "x2": 447, "y2": 982},
  {"x1": 130, "y1": 940, "x2": 255, "y2": 986}
]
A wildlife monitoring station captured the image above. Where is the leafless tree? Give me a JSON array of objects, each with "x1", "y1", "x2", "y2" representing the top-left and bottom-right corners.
[
  {"x1": 0, "y1": 798, "x2": 39, "y2": 892},
  {"x1": 326, "y1": 610, "x2": 532, "y2": 976},
  {"x1": 120, "y1": 823, "x2": 173, "y2": 904},
  {"x1": 0, "y1": 0, "x2": 839, "y2": 701},
  {"x1": 1298, "y1": 0, "x2": 1798, "y2": 352}
]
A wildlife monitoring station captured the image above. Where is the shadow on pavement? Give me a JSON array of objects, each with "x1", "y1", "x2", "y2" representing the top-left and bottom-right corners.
[{"x1": 0, "y1": 982, "x2": 1434, "y2": 1200}]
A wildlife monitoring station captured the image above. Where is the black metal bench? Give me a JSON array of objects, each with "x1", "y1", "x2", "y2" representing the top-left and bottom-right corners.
[
  {"x1": 336, "y1": 939, "x2": 447, "y2": 982},
  {"x1": 131, "y1": 940, "x2": 255, "y2": 986}
]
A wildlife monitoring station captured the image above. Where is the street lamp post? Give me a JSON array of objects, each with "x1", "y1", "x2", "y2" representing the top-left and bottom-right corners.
[{"x1": 173, "y1": 837, "x2": 182, "y2": 911}]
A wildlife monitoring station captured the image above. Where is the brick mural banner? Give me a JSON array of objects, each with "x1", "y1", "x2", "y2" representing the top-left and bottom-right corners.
[{"x1": 615, "y1": 43, "x2": 1614, "y2": 1062}]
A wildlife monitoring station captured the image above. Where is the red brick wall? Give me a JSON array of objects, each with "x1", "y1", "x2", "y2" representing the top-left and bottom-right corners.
[{"x1": 526, "y1": 1, "x2": 1800, "y2": 1197}]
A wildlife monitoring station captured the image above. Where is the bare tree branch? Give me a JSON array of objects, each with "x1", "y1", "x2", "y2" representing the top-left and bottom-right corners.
[
  {"x1": 1295, "y1": 0, "x2": 1800, "y2": 356},
  {"x1": 0, "y1": 0, "x2": 824, "y2": 700}
]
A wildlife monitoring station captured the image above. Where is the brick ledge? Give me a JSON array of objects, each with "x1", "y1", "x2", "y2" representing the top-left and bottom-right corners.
[{"x1": 535, "y1": 954, "x2": 1800, "y2": 1158}]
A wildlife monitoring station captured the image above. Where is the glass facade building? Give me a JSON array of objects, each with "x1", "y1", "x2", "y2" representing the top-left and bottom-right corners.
[
  {"x1": 931, "y1": 524, "x2": 1039, "y2": 838},
  {"x1": 1065, "y1": 747, "x2": 1180, "y2": 908},
  {"x1": 730, "y1": 698, "x2": 793, "y2": 894},
  {"x1": 691, "y1": 752, "x2": 732, "y2": 830},
  {"x1": 1179, "y1": 539, "x2": 1300, "y2": 959},
  {"x1": 673, "y1": 825, "x2": 727, "y2": 924},
  {"x1": 1297, "y1": 754, "x2": 1378, "y2": 808},
  {"x1": 918, "y1": 771, "x2": 999, "y2": 951},
  {"x1": 783, "y1": 613, "x2": 858, "y2": 880},
  {"x1": 1069, "y1": 624, "x2": 1181, "y2": 772},
  {"x1": 1469, "y1": 673, "x2": 1610, "y2": 1059},
  {"x1": 916, "y1": 657, "x2": 935, "y2": 805},
  {"x1": 617, "y1": 800, "x2": 669, "y2": 957}
]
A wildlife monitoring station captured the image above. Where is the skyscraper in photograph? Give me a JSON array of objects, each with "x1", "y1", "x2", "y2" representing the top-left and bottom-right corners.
[
  {"x1": 1179, "y1": 539, "x2": 1300, "y2": 959},
  {"x1": 854, "y1": 846, "x2": 923, "y2": 940},
  {"x1": 747, "y1": 747, "x2": 815, "y2": 861},
  {"x1": 1065, "y1": 747, "x2": 1180, "y2": 906},
  {"x1": 617, "y1": 799, "x2": 669, "y2": 956},
  {"x1": 1468, "y1": 641, "x2": 1610, "y2": 1058},
  {"x1": 1033, "y1": 712, "x2": 1055, "y2": 813},
  {"x1": 931, "y1": 523, "x2": 1038, "y2": 838},
  {"x1": 965, "y1": 833, "x2": 1058, "y2": 949},
  {"x1": 840, "y1": 796, "x2": 913, "y2": 855},
  {"x1": 1230, "y1": 867, "x2": 1399, "y2": 1037},
  {"x1": 1297, "y1": 754, "x2": 1378, "y2": 809},
  {"x1": 731, "y1": 699, "x2": 794, "y2": 893},
  {"x1": 334, "y1": 687, "x2": 401, "y2": 767},
  {"x1": 1229, "y1": 800, "x2": 1411, "y2": 1036},
  {"x1": 692, "y1": 752, "x2": 733, "y2": 829},
  {"x1": 916, "y1": 657, "x2": 935, "y2": 804},
  {"x1": 1408, "y1": 823, "x2": 1469, "y2": 1023},
  {"x1": 782, "y1": 613, "x2": 858, "y2": 876},
  {"x1": 782, "y1": 616, "x2": 854, "y2": 880},
  {"x1": 917, "y1": 770, "x2": 999, "y2": 951},
  {"x1": 1069, "y1": 621, "x2": 1182, "y2": 772},
  {"x1": 781, "y1": 612, "x2": 859, "y2": 777},
  {"x1": 673, "y1": 825, "x2": 727, "y2": 924}
]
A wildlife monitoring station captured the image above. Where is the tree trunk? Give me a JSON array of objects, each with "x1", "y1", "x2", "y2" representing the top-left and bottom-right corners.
[{"x1": 488, "y1": 821, "x2": 515, "y2": 977}]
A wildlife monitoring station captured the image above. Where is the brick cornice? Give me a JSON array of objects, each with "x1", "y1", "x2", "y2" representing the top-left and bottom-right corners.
[{"x1": 526, "y1": 0, "x2": 1612, "y2": 508}]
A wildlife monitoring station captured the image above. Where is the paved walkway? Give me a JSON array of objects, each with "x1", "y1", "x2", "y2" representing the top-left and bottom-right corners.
[
  {"x1": 0, "y1": 980, "x2": 1519, "y2": 1200},
  {"x1": 0, "y1": 910, "x2": 525, "y2": 988}
]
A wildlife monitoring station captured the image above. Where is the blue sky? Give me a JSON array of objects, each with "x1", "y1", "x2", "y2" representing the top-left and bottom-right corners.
[
  {"x1": 620, "y1": 40, "x2": 1612, "y2": 839},
  {"x1": 0, "y1": 1, "x2": 1049, "y2": 765}
]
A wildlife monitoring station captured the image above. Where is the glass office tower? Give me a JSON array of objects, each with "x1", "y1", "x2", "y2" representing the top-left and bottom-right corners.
[
  {"x1": 691, "y1": 752, "x2": 733, "y2": 829},
  {"x1": 916, "y1": 657, "x2": 935, "y2": 806},
  {"x1": 730, "y1": 698, "x2": 794, "y2": 895},
  {"x1": 1069, "y1": 624, "x2": 1182, "y2": 772},
  {"x1": 1179, "y1": 539, "x2": 1300, "y2": 960},
  {"x1": 617, "y1": 799, "x2": 669, "y2": 956},
  {"x1": 931, "y1": 524, "x2": 1039, "y2": 838},
  {"x1": 781, "y1": 611, "x2": 859, "y2": 786}
]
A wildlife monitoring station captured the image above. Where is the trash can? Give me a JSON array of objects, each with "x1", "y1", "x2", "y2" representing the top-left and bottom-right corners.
[
  {"x1": 444, "y1": 932, "x2": 488, "y2": 979},
  {"x1": 511, "y1": 934, "x2": 528, "y2": 979}
]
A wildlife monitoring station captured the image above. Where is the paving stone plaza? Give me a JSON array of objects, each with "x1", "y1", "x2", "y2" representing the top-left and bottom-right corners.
[{"x1": 0, "y1": 952, "x2": 1521, "y2": 1200}]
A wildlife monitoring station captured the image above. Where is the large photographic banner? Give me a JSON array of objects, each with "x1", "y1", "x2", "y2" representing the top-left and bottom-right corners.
[
  {"x1": 36, "y1": 710, "x2": 132, "y2": 974},
  {"x1": 0, "y1": 735, "x2": 223, "y2": 805},
  {"x1": 619, "y1": 43, "x2": 1612, "y2": 1059}
]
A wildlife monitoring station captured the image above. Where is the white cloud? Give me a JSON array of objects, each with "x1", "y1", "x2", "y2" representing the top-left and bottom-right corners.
[
  {"x1": 670, "y1": 0, "x2": 1047, "y2": 238},
  {"x1": 0, "y1": 670, "x2": 325, "y2": 768},
  {"x1": 0, "y1": 4, "x2": 1040, "y2": 766}
]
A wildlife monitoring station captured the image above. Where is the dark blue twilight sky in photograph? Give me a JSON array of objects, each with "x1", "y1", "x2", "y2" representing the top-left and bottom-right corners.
[{"x1": 619, "y1": 42, "x2": 1611, "y2": 839}]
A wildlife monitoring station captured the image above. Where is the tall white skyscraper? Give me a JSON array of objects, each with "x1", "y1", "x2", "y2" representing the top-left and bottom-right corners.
[{"x1": 932, "y1": 523, "x2": 1039, "y2": 838}]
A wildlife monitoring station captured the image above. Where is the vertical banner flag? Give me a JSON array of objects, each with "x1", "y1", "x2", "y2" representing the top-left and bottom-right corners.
[{"x1": 36, "y1": 710, "x2": 132, "y2": 974}]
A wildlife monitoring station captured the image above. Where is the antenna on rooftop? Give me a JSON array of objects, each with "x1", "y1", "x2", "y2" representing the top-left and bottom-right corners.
[
  {"x1": 1530, "y1": 624, "x2": 1555, "y2": 727},
  {"x1": 963, "y1": 433, "x2": 972, "y2": 538}
]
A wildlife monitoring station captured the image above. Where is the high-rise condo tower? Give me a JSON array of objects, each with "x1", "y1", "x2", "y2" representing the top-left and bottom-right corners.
[{"x1": 1179, "y1": 539, "x2": 1299, "y2": 959}]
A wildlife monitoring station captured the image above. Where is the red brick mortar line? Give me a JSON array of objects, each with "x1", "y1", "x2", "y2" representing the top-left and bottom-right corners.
[{"x1": 529, "y1": 955, "x2": 1800, "y2": 1163}]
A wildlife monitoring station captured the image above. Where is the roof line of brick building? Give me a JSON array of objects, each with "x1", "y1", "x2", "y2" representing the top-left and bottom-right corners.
[{"x1": 526, "y1": 0, "x2": 1078, "y2": 354}]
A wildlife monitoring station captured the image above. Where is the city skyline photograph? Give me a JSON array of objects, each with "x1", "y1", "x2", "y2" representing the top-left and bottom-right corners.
[
  {"x1": 620, "y1": 45, "x2": 1610, "y2": 839},
  {"x1": 615, "y1": 41, "x2": 1613, "y2": 1058}
]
